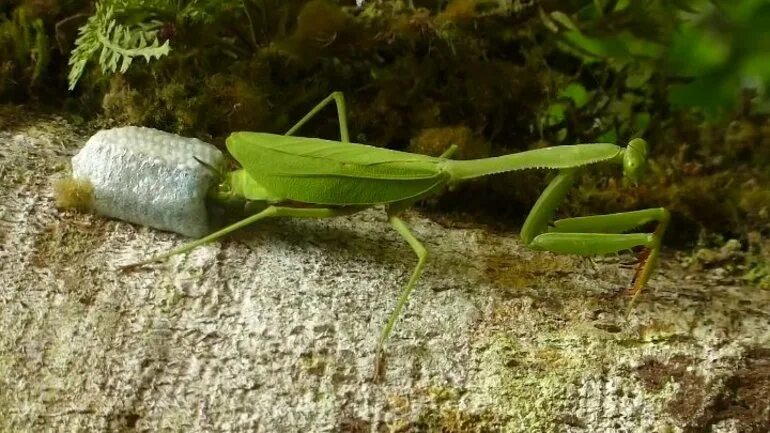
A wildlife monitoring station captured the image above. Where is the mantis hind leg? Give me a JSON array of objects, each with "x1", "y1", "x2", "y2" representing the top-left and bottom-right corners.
[
  {"x1": 374, "y1": 213, "x2": 428, "y2": 380},
  {"x1": 284, "y1": 91, "x2": 349, "y2": 143},
  {"x1": 122, "y1": 205, "x2": 357, "y2": 269}
]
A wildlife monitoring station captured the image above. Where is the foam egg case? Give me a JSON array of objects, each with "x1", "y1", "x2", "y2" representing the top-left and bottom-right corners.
[{"x1": 72, "y1": 126, "x2": 224, "y2": 237}]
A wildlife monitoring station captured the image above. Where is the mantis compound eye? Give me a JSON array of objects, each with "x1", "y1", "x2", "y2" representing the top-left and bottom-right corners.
[{"x1": 623, "y1": 138, "x2": 648, "y2": 182}]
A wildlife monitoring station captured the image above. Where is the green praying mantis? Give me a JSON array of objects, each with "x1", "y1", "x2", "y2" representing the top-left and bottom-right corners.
[{"x1": 126, "y1": 91, "x2": 670, "y2": 375}]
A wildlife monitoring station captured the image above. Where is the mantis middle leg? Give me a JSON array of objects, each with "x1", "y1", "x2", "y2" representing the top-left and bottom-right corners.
[
  {"x1": 374, "y1": 212, "x2": 429, "y2": 378},
  {"x1": 520, "y1": 169, "x2": 670, "y2": 298}
]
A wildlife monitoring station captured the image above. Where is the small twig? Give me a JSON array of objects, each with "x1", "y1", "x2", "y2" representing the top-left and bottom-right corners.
[
  {"x1": 55, "y1": 13, "x2": 90, "y2": 55},
  {"x1": 242, "y1": 0, "x2": 259, "y2": 50}
]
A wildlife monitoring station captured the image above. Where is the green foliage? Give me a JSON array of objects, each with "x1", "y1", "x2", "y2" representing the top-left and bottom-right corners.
[
  {"x1": 68, "y1": 2, "x2": 170, "y2": 90},
  {"x1": 106, "y1": 0, "x2": 244, "y2": 24},
  {"x1": 667, "y1": 0, "x2": 770, "y2": 115},
  {"x1": 541, "y1": 4, "x2": 666, "y2": 67},
  {"x1": 537, "y1": 1, "x2": 698, "y2": 144},
  {"x1": 542, "y1": 0, "x2": 770, "y2": 120},
  {"x1": 67, "y1": 0, "x2": 255, "y2": 90},
  {"x1": 0, "y1": 7, "x2": 49, "y2": 97},
  {"x1": 743, "y1": 259, "x2": 770, "y2": 289}
]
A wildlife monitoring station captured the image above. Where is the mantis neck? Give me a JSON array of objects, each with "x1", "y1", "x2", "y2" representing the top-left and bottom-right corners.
[{"x1": 442, "y1": 143, "x2": 624, "y2": 181}]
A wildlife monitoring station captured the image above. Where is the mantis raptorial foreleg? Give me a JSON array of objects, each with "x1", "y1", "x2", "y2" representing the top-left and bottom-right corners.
[
  {"x1": 544, "y1": 207, "x2": 670, "y2": 298},
  {"x1": 285, "y1": 91, "x2": 349, "y2": 143},
  {"x1": 550, "y1": 208, "x2": 670, "y2": 234},
  {"x1": 520, "y1": 169, "x2": 670, "y2": 300}
]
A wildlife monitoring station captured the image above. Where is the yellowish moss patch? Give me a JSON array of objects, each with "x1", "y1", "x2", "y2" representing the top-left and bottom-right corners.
[
  {"x1": 409, "y1": 125, "x2": 491, "y2": 159},
  {"x1": 54, "y1": 177, "x2": 93, "y2": 211}
]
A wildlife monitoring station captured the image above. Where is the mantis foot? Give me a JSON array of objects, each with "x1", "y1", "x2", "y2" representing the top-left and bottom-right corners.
[{"x1": 372, "y1": 350, "x2": 388, "y2": 383}]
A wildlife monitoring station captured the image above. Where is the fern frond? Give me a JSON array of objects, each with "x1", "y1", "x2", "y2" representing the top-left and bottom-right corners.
[{"x1": 67, "y1": 2, "x2": 170, "y2": 90}]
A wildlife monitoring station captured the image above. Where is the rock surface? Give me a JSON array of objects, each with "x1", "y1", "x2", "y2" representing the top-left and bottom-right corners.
[{"x1": 1, "y1": 112, "x2": 768, "y2": 432}]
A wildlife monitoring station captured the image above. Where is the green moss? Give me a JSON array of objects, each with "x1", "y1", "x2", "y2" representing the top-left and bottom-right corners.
[
  {"x1": 53, "y1": 177, "x2": 94, "y2": 211},
  {"x1": 743, "y1": 260, "x2": 770, "y2": 289},
  {"x1": 0, "y1": 7, "x2": 49, "y2": 99},
  {"x1": 294, "y1": 0, "x2": 349, "y2": 44},
  {"x1": 0, "y1": 354, "x2": 12, "y2": 431},
  {"x1": 409, "y1": 125, "x2": 490, "y2": 159},
  {"x1": 482, "y1": 247, "x2": 579, "y2": 294},
  {"x1": 394, "y1": 406, "x2": 503, "y2": 433},
  {"x1": 473, "y1": 335, "x2": 573, "y2": 433},
  {"x1": 100, "y1": 66, "x2": 275, "y2": 136},
  {"x1": 384, "y1": 385, "x2": 504, "y2": 433}
]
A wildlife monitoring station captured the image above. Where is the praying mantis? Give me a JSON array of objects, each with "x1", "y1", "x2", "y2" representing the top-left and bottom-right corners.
[{"x1": 125, "y1": 91, "x2": 670, "y2": 375}]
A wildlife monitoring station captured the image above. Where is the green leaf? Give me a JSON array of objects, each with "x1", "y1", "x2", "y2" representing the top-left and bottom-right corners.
[
  {"x1": 559, "y1": 83, "x2": 589, "y2": 108},
  {"x1": 67, "y1": 2, "x2": 171, "y2": 90}
]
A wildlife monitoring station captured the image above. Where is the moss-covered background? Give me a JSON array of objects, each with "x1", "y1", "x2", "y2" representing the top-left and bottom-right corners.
[{"x1": 2, "y1": 0, "x2": 770, "y2": 284}]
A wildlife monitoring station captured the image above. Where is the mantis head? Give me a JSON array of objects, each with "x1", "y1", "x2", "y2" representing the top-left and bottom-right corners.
[
  {"x1": 192, "y1": 156, "x2": 236, "y2": 202},
  {"x1": 623, "y1": 138, "x2": 648, "y2": 183}
]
